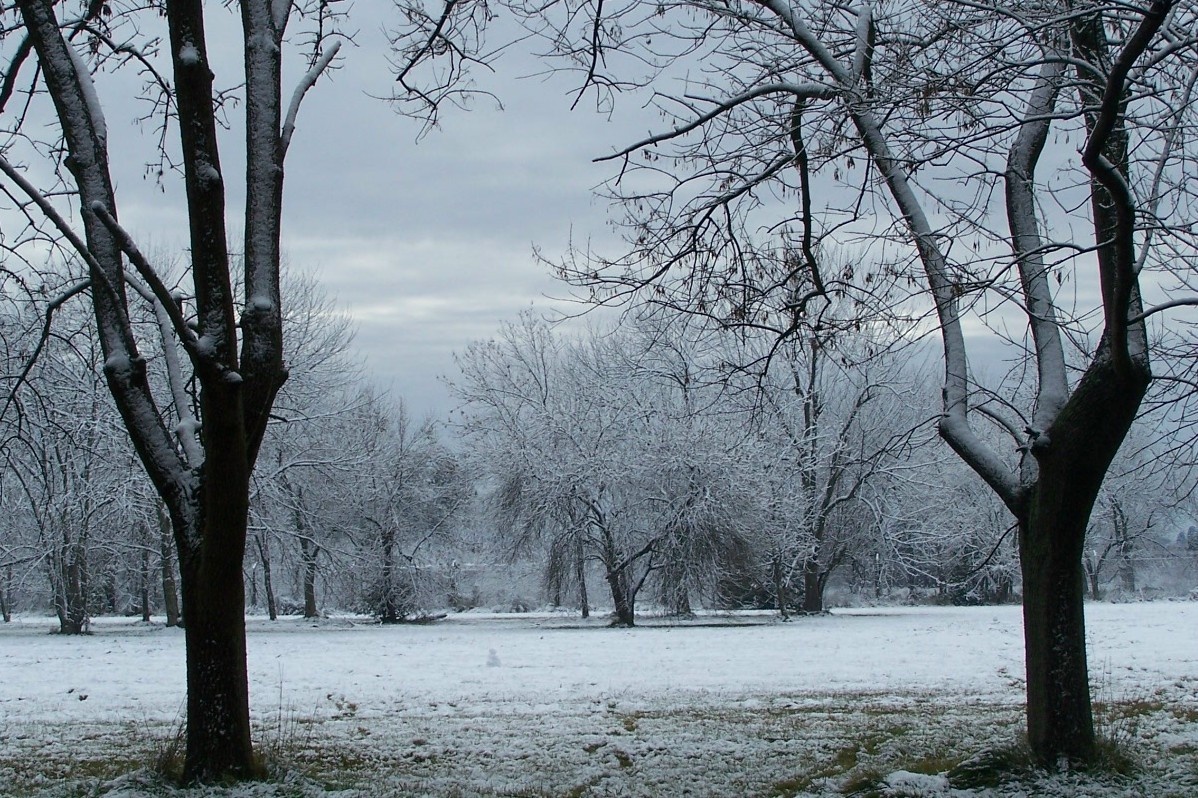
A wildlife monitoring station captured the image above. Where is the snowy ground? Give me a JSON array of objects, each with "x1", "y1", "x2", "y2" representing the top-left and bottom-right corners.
[{"x1": 1, "y1": 603, "x2": 1196, "y2": 797}]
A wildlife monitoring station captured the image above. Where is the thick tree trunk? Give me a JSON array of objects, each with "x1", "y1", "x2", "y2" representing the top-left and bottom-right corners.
[
  {"x1": 59, "y1": 540, "x2": 88, "y2": 634},
  {"x1": 179, "y1": 552, "x2": 255, "y2": 783},
  {"x1": 380, "y1": 527, "x2": 399, "y2": 623},
  {"x1": 175, "y1": 379, "x2": 256, "y2": 783},
  {"x1": 1019, "y1": 512, "x2": 1094, "y2": 766},
  {"x1": 1019, "y1": 352, "x2": 1148, "y2": 767},
  {"x1": 606, "y1": 567, "x2": 635, "y2": 627}
]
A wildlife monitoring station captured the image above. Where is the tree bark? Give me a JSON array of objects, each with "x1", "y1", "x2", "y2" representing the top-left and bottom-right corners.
[
  {"x1": 606, "y1": 567, "x2": 636, "y2": 627},
  {"x1": 1086, "y1": 561, "x2": 1102, "y2": 601},
  {"x1": 256, "y1": 533, "x2": 277, "y2": 621},
  {"x1": 575, "y1": 538, "x2": 589, "y2": 619},
  {"x1": 774, "y1": 554, "x2": 790, "y2": 620},
  {"x1": 1020, "y1": 350, "x2": 1148, "y2": 766},
  {"x1": 300, "y1": 536, "x2": 319, "y2": 619},
  {"x1": 178, "y1": 550, "x2": 254, "y2": 783},
  {"x1": 800, "y1": 553, "x2": 823, "y2": 613},
  {"x1": 60, "y1": 538, "x2": 88, "y2": 634},
  {"x1": 178, "y1": 383, "x2": 256, "y2": 783},
  {"x1": 159, "y1": 505, "x2": 181, "y2": 627},
  {"x1": 380, "y1": 526, "x2": 399, "y2": 623},
  {"x1": 141, "y1": 535, "x2": 152, "y2": 623},
  {"x1": 1, "y1": 567, "x2": 11, "y2": 622}
]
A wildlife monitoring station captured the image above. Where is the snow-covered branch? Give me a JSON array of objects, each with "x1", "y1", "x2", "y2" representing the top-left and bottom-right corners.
[
  {"x1": 90, "y1": 203, "x2": 202, "y2": 363},
  {"x1": 280, "y1": 40, "x2": 342, "y2": 157}
]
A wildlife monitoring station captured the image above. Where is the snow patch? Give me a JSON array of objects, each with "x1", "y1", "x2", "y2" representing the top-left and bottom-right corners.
[
  {"x1": 65, "y1": 42, "x2": 106, "y2": 144},
  {"x1": 178, "y1": 43, "x2": 201, "y2": 66},
  {"x1": 195, "y1": 334, "x2": 216, "y2": 358},
  {"x1": 195, "y1": 159, "x2": 221, "y2": 186},
  {"x1": 103, "y1": 353, "x2": 131, "y2": 373}
]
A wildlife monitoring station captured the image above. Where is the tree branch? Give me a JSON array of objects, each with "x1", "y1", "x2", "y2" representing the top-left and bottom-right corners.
[{"x1": 281, "y1": 40, "x2": 342, "y2": 158}]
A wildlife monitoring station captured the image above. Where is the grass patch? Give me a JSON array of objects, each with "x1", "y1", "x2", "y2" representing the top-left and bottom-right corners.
[
  {"x1": 946, "y1": 744, "x2": 1033, "y2": 789},
  {"x1": 1171, "y1": 706, "x2": 1198, "y2": 723},
  {"x1": 904, "y1": 752, "x2": 965, "y2": 776},
  {"x1": 838, "y1": 769, "x2": 887, "y2": 796}
]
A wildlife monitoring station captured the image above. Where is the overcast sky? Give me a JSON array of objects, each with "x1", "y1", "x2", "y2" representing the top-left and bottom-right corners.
[
  {"x1": 8, "y1": 5, "x2": 1147, "y2": 425},
  {"x1": 97, "y1": 6, "x2": 635, "y2": 421}
]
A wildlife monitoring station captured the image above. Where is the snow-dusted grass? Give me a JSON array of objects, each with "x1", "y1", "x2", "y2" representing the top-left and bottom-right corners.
[{"x1": 1, "y1": 603, "x2": 1196, "y2": 796}]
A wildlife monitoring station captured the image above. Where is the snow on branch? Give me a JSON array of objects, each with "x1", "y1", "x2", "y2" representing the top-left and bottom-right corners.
[
  {"x1": 281, "y1": 40, "x2": 342, "y2": 157},
  {"x1": 1129, "y1": 296, "x2": 1198, "y2": 324},
  {"x1": 89, "y1": 202, "x2": 203, "y2": 366},
  {"x1": 64, "y1": 39, "x2": 107, "y2": 145},
  {"x1": 1080, "y1": 0, "x2": 1173, "y2": 370},
  {"x1": 851, "y1": 3, "x2": 875, "y2": 89},
  {"x1": 123, "y1": 273, "x2": 204, "y2": 467}
]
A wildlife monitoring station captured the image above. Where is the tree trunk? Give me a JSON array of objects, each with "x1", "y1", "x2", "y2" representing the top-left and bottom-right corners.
[
  {"x1": 1085, "y1": 560, "x2": 1102, "y2": 601},
  {"x1": 1, "y1": 567, "x2": 11, "y2": 622},
  {"x1": 256, "y1": 534, "x2": 277, "y2": 621},
  {"x1": 300, "y1": 537, "x2": 319, "y2": 619},
  {"x1": 177, "y1": 381, "x2": 257, "y2": 783},
  {"x1": 774, "y1": 555, "x2": 790, "y2": 620},
  {"x1": 380, "y1": 527, "x2": 399, "y2": 623},
  {"x1": 159, "y1": 506, "x2": 182, "y2": 628},
  {"x1": 1118, "y1": 559, "x2": 1136, "y2": 595},
  {"x1": 1019, "y1": 351, "x2": 1148, "y2": 767},
  {"x1": 575, "y1": 539, "x2": 589, "y2": 619},
  {"x1": 801, "y1": 554, "x2": 823, "y2": 613},
  {"x1": 1019, "y1": 513, "x2": 1094, "y2": 766},
  {"x1": 673, "y1": 585, "x2": 693, "y2": 617},
  {"x1": 141, "y1": 538, "x2": 152, "y2": 623},
  {"x1": 606, "y1": 566, "x2": 635, "y2": 627},
  {"x1": 178, "y1": 549, "x2": 255, "y2": 783},
  {"x1": 60, "y1": 539, "x2": 88, "y2": 634}
]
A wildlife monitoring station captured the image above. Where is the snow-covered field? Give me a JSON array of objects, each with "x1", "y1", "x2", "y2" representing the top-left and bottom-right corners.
[{"x1": 1, "y1": 603, "x2": 1196, "y2": 797}]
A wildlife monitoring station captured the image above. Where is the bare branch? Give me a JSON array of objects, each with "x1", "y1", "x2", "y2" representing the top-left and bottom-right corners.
[{"x1": 595, "y1": 83, "x2": 839, "y2": 163}]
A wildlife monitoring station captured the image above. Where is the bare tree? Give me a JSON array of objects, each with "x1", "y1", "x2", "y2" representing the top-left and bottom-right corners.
[
  {"x1": 441, "y1": 0, "x2": 1198, "y2": 766},
  {"x1": 347, "y1": 394, "x2": 466, "y2": 623},
  {"x1": 454, "y1": 313, "x2": 756, "y2": 625},
  {"x1": 0, "y1": 0, "x2": 349, "y2": 780},
  {"x1": 741, "y1": 330, "x2": 930, "y2": 613},
  {"x1": 2, "y1": 0, "x2": 481, "y2": 773}
]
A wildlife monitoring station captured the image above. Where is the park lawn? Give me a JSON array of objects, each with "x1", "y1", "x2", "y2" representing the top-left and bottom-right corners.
[{"x1": 1, "y1": 603, "x2": 1195, "y2": 796}]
